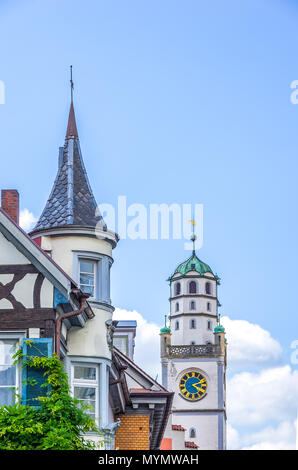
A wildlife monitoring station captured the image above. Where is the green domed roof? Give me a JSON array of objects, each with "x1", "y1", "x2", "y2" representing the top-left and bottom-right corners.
[
  {"x1": 169, "y1": 252, "x2": 213, "y2": 281},
  {"x1": 214, "y1": 324, "x2": 225, "y2": 333},
  {"x1": 160, "y1": 325, "x2": 171, "y2": 334}
]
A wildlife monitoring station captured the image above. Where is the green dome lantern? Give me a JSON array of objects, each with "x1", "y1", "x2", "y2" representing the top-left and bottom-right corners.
[
  {"x1": 160, "y1": 315, "x2": 171, "y2": 334},
  {"x1": 168, "y1": 252, "x2": 213, "y2": 281},
  {"x1": 214, "y1": 324, "x2": 225, "y2": 333}
]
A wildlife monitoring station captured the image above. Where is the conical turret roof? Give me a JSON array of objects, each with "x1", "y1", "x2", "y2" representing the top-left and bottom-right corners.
[{"x1": 30, "y1": 101, "x2": 106, "y2": 234}]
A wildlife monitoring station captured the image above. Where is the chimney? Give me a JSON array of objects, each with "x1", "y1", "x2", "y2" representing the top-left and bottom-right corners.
[{"x1": 1, "y1": 190, "x2": 19, "y2": 224}]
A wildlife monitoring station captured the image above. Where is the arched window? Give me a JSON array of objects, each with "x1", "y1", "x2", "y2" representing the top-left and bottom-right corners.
[
  {"x1": 189, "y1": 281, "x2": 197, "y2": 294},
  {"x1": 190, "y1": 301, "x2": 196, "y2": 310},
  {"x1": 207, "y1": 320, "x2": 212, "y2": 330},
  {"x1": 175, "y1": 282, "x2": 181, "y2": 296},
  {"x1": 207, "y1": 302, "x2": 211, "y2": 312},
  {"x1": 205, "y1": 282, "x2": 212, "y2": 295},
  {"x1": 190, "y1": 319, "x2": 196, "y2": 329},
  {"x1": 175, "y1": 302, "x2": 179, "y2": 312},
  {"x1": 189, "y1": 428, "x2": 196, "y2": 439},
  {"x1": 175, "y1": 321, "x2": 179, "y2": 331}
]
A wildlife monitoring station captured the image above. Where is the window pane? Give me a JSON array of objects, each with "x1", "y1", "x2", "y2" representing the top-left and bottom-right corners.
[
  {"x1": 113, "y1": 337, "x2": 128, "y2": 355},
  {"x1": 80, "y1": 261, "x2": 94, "y2": 273},
  {"x1": 0, "y1": 387, "x2": 15, "y2": 407},
  {"x1": 74, "y1": 366, "x2": 96, "y2": 381},
  {"x1": 74, "y1": 386, "x2": 96, "y2": 417},
  {"x1": 80, "y1": 285, "x2": 94, "y2": 297},
  {"x1": 0, "y1": 340, "x2": 16, "y2": 365},
  {"x1": 0, "y1": 365, "x2": 16, "y2": 386},
  {"x1": 80, "y1": 273, "x2": 94, "y2": 286},
  {"x1": 74, "y1": 386, "x2": 96, "y2": 401}
]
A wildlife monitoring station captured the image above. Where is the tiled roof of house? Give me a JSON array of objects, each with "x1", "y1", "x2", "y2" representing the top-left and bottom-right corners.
[
  {"x1": 172, "y1": 424, "x2": 185, "y2": 432},
  {"x1": 185, "y1": 441, "x2": 199, "y2": 449}
]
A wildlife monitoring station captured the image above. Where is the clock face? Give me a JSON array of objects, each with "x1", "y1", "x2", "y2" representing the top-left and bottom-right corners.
[{"x1": 179, "y1": 371, "x2": 207, "y2": 401}]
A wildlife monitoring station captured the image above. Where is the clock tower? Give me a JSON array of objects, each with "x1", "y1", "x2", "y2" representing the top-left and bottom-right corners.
[{"x1": 160, "y1": 242, "x2": 227, "y2": 450}]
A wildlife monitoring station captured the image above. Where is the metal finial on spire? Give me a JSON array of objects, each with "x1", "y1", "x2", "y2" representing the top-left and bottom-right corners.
[
  {"x1": 70, "y1": 65, "x2": 74, "y2": 102},
  {"x1": 164, "y1": 314, "x2": 167, "y2": 327},
  {"x1": 189, "y1": 219, "x2": 197, "y2": 255}
]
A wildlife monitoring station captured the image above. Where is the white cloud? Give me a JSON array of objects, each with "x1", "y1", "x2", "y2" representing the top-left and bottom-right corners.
[
  {"x1": 241, "y1": 420, "x2": 296, "y2": 450},
  {"x1": 113, "y1": 307, "x2": 161, "y2": 380},
  {"x1": 19, "y1": 208, "x2": 37, "y2": 232},
  {"x1": 227, "y1": 366, "x2": 298, "y2": 427},
  {"x1": 221, "y1": 316, "x2": 282, "y2": 367}
]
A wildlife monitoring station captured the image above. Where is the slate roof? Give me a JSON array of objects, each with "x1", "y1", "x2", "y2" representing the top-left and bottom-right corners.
[{"x1": 31, "y1": 102, "x2": 106, "y2": 233}]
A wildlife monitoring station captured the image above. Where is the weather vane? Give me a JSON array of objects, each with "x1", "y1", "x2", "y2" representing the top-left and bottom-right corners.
[{"x1": 70, "y1": 65, "x2": 74, "y2": 102}]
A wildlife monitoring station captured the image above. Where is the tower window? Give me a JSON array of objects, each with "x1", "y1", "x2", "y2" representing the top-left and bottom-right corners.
[
  {"x1": 205, "y1": 282, "x2": 212, "y2": 295},
  {"x1": 175, "y1": 302, "x2": 179, "y2": 312},
  {"x1": 189, "y1": 428, "x2": 196, "y2": 438},
  {"x1": 207, "y1": 320, "x2": 212, "y2": 330},
  {"x1": 175, "y1": 321, "x2": 179, "y2": 331},
  {"x1": 190, "y1": 301, "x2": 196, "y2": 310},
  {"x1": 79, "y1": 260, "x2": 96, "y2": 298},
  {"x1": 190, "y1": 319, "x2": 196, "y2": 329},
  {"x1": 175, "y1": 282, "x2": 181, "y2": 296},
  {"x1": 191, "y1": 263, "x2": 196, "y2": 270},
  {"x1": 207, "y1": 302, "x2": 211, "y2": 312},
  {"x1": 189, "y1": 281, "x2": 197, "y2": 294}
]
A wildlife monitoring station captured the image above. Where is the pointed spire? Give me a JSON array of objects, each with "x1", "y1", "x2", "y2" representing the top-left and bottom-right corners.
[
  {"x1": 30, "y1": 67, "x2": 107, "y2": 235},
  {"x1": 66, "y1": 101, "x2": 79, "y2": 139},
  {"x1": 66, "y1": 66, "x2": 78, "y2": 140}
]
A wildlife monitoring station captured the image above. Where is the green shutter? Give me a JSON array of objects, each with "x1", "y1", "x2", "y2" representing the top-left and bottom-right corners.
[{"x1": 22, "y1": 338, "x2": 53, "y2": 407}]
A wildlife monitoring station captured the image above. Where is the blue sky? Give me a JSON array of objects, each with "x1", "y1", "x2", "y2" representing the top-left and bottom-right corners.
[{"x1": 0, "y1": 0, "x2": 298, "y2": 449}]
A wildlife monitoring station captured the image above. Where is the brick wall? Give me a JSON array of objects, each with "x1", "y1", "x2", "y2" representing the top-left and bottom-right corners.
[{"x1": 115, "y1": 415, "x2": 150, "y2": 450}]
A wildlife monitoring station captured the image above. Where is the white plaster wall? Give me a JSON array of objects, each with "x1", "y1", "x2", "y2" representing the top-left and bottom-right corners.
[
  {"x1": 171, "y1": 296, "x2": 217, "y2": 315},
  {"x1": 0, "y1": 272, "x2": 54, "y2": 310},
  {"x1": 172, "y1": 412, "x2": 219, "y2": 450},
  {"x1": 66, "y1": 306, "x2": 112, "y2": 359},
  {"x1": 170, "y1": 316, "x2": 215, "y2": 345},
  {"x1": 0, "y1": 232, "x2": 29, "y2": 264},
  {"x1": 171, "y1": 274, "x2": 216, "y2": 298},
  {"x1": 41, "y1": 235, "x2": 113, "y2": 278}
]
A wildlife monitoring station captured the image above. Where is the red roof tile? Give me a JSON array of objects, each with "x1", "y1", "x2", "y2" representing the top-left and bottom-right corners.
[
  {"x1": 172, "y1": 424, "x2": 185, "y2": 431},
  {"x1": 185, "y1": 441, "x2": 199, "y2": 449}
]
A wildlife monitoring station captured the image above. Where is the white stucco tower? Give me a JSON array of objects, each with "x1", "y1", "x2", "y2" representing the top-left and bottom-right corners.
[{"x1": 160, "y1": 243, "x2": 227, "y2": 450}]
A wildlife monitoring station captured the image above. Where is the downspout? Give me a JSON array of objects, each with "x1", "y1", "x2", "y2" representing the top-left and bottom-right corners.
[{"x1": 55, "y1": 289, "x2": 90, "y2": 359}]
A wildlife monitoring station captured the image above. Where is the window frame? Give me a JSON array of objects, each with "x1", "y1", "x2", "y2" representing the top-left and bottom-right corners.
[
  {"x1": 0, "y1": 332, "x2": 25, "y2": 407},
  {"x1": 79, "y1": 259, "x2": 97, "y2": 300},
  {"x1": 188, "y1": 280, "x2": 197, "y2": 294},
  {"x1": 113, "y1": 335, "x2": 129, "y2": 356},
  {"x1": 71, "y1": 363, "x2": 100, "y2": 426},
  {"x1": 205, "y1": 281, "x2": 212, "y2": 295},
  {"x1": 175, "y1": 282, "x2": 181, "y2": 296},
  {"x1": 73, "y1": 250, "x2": 114, "y2": 307}
]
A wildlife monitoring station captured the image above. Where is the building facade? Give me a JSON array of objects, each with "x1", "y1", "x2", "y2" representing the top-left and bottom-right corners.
[
  {"x1": 160, "y1": 248, "x2": 227, "y2": 450},
  {"x1": 0, "y1": 93, "x2": 172, "y2": 450}
]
